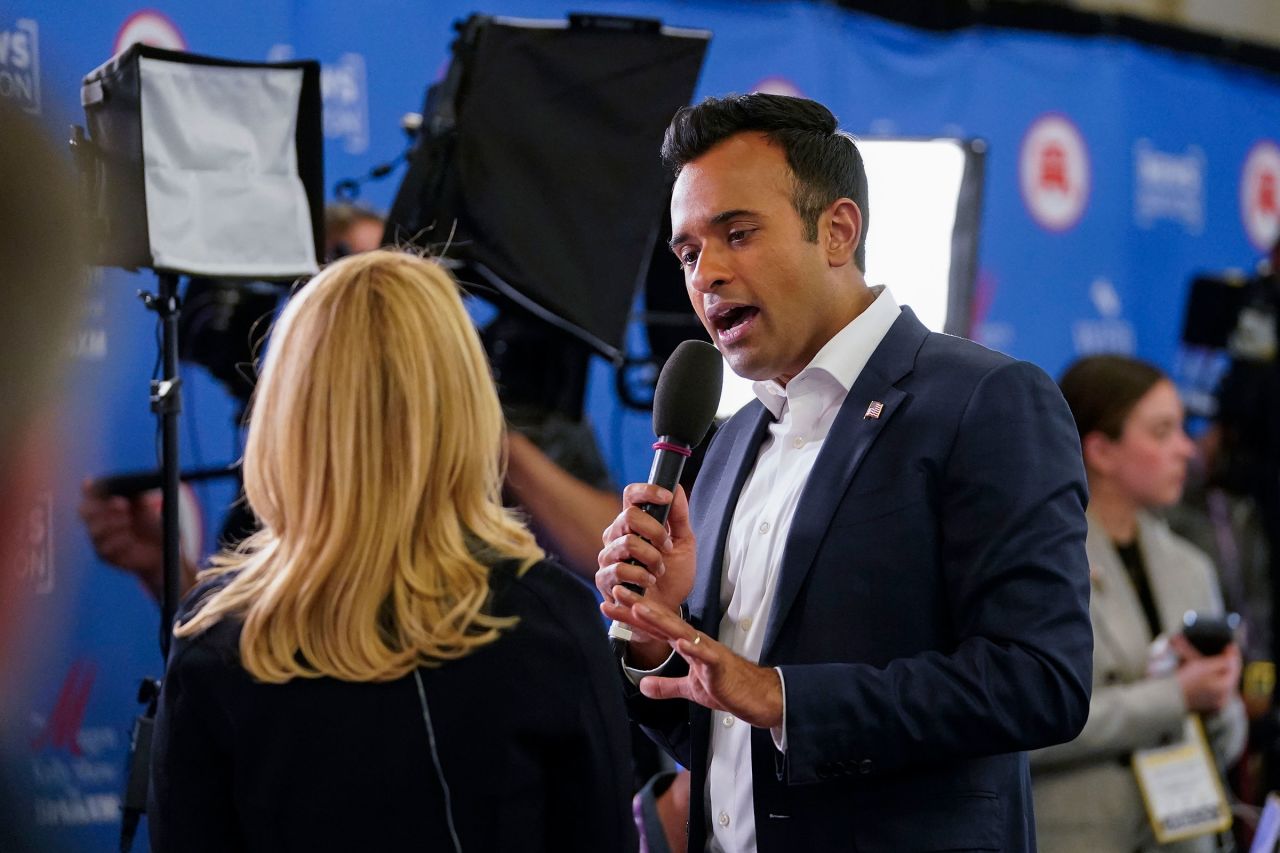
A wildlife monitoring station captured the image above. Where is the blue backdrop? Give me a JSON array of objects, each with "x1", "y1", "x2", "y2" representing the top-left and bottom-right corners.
[{"x1": 5, "y1": 2, "x2": 1280, "y2": 848}]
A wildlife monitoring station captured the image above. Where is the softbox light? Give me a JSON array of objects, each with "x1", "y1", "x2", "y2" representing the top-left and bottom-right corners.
[
  {"x1": 713, "y1": 137, "x2": 986, "y2": 417},
  {"x1": 80, "y1": 44, "x2": 323, "y2": 278},
  {"x1": 386, "y1": 14, "x2": 710, "y2": 360}
]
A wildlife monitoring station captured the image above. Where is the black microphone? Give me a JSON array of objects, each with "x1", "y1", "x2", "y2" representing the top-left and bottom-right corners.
[{"x1": 609, "y1": 339, "x2": 722, "y2": 645}]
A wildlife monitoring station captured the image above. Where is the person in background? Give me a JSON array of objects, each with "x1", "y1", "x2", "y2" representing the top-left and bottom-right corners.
[
  {"x1": 504, "y1": 429, "x2": 620, "y2": 579},
  {"x1": 1032, "y1": 354, "x2": 1247, "y2": 853},
  {"x1": 323, "y1": 201, "x2": 385, "y2": 259},
  {"x1": 1167, "y1": 362, "x2": 1274, "y2": 669},
  {"x1": 148, "y1": 250, "x2": 635, "y2": 852}
]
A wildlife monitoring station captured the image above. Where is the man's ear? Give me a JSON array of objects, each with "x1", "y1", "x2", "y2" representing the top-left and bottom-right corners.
[{"x1": 824, "y1": 198, "x2": 862, "y2": 268}]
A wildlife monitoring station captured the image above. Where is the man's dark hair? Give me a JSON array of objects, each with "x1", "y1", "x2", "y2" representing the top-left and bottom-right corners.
[
  {"x1": 1058, "y1": 355, "x2": 1167, "y2": 443},
  {"x1": 661, "y1": 93, "x2": 869, "y2": 271}
]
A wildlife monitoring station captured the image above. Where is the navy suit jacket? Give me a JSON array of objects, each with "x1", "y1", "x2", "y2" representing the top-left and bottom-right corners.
[{"x1": 627, "y1": 308, "x2": 1093, "y2": 852}]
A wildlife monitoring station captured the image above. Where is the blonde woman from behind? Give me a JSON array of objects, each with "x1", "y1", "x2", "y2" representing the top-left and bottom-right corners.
[{"x1": 148, "y1": 251, "x2": 636, "y2": 853}]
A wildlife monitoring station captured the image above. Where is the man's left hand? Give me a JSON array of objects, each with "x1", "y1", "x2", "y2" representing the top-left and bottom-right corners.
[{"x1": 609, "y1": 585, "x2": 783, "y2": 729}]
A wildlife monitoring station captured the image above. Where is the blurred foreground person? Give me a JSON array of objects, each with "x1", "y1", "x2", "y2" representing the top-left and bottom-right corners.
[
  {"x1": 0, "y1": 100, "x2": 87, "y2": 853},
  {"x1": 1033, "y1": 355, "x2": 1246, "y2": 852},
  {"x1": 149, "y1": 251, "x2": 636, "y2": 852}
]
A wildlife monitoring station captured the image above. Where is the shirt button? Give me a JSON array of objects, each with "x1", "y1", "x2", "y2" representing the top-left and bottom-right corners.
[
  {"x1": 759, "y1": 521, "x2": 770, "y2": 534},
  {"x1": 722, "y1": 715, "x2": 734, "y2": 728},
  {"x1": 718, "y1": 811, "x2": 730, "y2": 827},
  {"x1": 740, "y1": 617, "x2": 752, "y2": 632},
  {"x1": 792, "y1": 436, "x2": 805, "y2": 448}
]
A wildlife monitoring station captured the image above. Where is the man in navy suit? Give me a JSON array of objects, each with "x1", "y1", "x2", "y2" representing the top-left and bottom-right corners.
[{"x1": 597, "y1": 93, "x2": 1093, "y2": 852}]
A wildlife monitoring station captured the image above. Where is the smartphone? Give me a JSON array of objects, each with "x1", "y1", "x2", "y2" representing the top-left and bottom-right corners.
[{"x1": 1181, "y1": 610, "x2": 1241, "y2": 656}]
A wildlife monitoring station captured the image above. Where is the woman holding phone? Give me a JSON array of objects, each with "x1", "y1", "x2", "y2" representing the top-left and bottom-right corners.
[{"x1": 1032, "y1": 354, "x2": 1246, "y2": 852}]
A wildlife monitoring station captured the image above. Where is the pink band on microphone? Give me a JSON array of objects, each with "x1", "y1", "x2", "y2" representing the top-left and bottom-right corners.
[{"x1": 652, "y1": 441, "x2": 692, "y2": 457}]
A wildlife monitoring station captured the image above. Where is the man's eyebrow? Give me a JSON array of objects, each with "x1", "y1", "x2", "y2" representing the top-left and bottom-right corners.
[{"x1": 667, "y1": 209, "x2": 760, "y2": 251}]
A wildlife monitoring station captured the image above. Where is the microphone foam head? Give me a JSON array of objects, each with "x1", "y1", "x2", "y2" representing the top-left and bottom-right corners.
[{"x1": 653, "y1": 339, "x2": 723, "y2": 447}]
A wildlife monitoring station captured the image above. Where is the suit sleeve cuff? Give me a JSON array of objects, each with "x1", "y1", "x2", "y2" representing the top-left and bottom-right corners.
[
  {"x1": 770, "y1": 666, "x2": 787, "y2": 752},
  {"x1": 623, "y1": 649, "x2": 677, "y2": 686}
]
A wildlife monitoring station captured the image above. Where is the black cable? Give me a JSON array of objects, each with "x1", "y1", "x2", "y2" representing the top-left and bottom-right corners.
[{"x1": 332, "y1": 146, "x2": 411, "y2": 201}]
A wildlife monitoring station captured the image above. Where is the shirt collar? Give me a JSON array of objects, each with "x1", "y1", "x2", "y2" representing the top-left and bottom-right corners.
[{"x1": 752, "y1": 285, "x2": 901, "y2": 419}]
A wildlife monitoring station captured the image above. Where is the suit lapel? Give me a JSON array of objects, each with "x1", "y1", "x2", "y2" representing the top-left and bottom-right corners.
[
  {"x1": 760, "y1": 309, "x2": 927, "y2": 660},
  {"x1": 1086, "y1": 515, "x2": 1154, "y2": 676},
  {"x1": 687, "y1": 402, "x2": 773, "y2": 641},
  {"x1": 1136, "y1": 513, "x2": 1192, "y2": 634}
]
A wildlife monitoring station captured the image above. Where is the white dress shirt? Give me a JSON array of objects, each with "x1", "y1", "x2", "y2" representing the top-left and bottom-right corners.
[
  {"x1": 628, "y1": 286, "x2": 901, "y2": 852},
  {"x1": 705, "y1": 286, "x2": 899, "y2": 852}
]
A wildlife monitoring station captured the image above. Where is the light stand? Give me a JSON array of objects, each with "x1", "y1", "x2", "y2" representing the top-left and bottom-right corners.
[
  {"x1": 112, "y1": 272, "x2": 182, "y2": 853},
  {"x1": 114, "y1": 274, "x2": 185, "y2": 853},
  {"x1": 75, "y1": 43, "x2": 323, "y2": 851},
  {"x1": 142, "y1": 273, "x2": 184, "y2": 654}
]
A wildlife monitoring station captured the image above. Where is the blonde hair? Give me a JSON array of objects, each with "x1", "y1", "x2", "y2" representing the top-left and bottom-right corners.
[{"x1": 175, "y1": 250, "x2": 543, "y2": 683}]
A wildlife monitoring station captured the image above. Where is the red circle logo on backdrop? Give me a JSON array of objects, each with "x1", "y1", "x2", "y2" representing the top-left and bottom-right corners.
[
  {"x1": 114, "y1": 9, "x2": 186, "y2": 56},
  {"x1": 1020, "y1": 113, "x2": 1090, "y2": 232},
  {"x1": 1240, "y1": 140, "x2": 1280, "y2": 252}
]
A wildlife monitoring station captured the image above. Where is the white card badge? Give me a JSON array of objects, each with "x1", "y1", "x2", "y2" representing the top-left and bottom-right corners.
[{"x1": 1132, "y1": 716, "x2": 1231, "y2": 843}]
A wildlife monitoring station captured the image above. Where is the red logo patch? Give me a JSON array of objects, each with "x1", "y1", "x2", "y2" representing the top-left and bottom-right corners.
[
  {"x1": 31, "y1": 660, "x2": 96, "y2": 756},
  {"x1": 1241, "y1": 141, "x2": 1280, "y2": 252},
  {"x1": 1020, "y1": 113, "x2": 1090, "y2": 232}
]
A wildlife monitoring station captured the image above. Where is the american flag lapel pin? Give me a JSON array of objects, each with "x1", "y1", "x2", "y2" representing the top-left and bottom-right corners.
[{"x1": 864, "y1": 401, "x2": 884, "y2": 420}]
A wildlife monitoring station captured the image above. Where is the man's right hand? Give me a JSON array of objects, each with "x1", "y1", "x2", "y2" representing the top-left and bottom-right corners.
[
  {"x1": 596, "y1": 483, "x2": 696, "y2": 668},
  {"x1": 1172, "y1": 634, "x2": 1242, "y2": 714},
  {"x1": 78, "y1": 478, "x2": 164, "y2": 599}
]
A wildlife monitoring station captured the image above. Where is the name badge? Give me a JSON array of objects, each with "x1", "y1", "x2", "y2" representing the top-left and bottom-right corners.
[{"x1": 1132, "y1": 716, "x2": 1231, "y2": 843}]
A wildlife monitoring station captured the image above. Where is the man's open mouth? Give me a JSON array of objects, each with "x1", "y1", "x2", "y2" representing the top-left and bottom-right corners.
[{"x1": 711, "y1": 305, "x2": 758, "y2": 333}]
